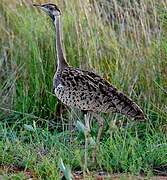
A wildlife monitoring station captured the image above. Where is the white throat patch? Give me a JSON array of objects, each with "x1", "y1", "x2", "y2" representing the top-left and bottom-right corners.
[{"x1": 57, "y1": 84, "x2": 64, "y2": 89}]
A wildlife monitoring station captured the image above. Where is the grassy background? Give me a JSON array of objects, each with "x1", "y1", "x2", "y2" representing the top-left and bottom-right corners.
[{"x1": 0, "y1": 0, "x2": 167, "y2": 179}]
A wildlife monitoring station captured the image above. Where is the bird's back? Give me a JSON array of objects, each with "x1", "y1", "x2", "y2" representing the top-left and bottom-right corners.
[{"x1": 53, "y1": 67, "x2": 145, "y2": 120}]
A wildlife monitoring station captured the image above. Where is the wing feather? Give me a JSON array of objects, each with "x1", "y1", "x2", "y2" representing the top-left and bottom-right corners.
[{"x1": 54, "y1": 67, "x2": 144, "y2": 119}]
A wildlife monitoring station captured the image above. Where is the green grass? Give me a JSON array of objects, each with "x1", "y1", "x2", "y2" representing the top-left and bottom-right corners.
[{"x1": 0, "y1": 0, "x2": 167, "y2": 179}]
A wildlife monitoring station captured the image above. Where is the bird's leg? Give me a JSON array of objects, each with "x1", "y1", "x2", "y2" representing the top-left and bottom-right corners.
[
  {"x1": 84, "y1": 112, "x2": 92, "y2": 173},
  {"x1": 92, "y1": 113, "x2": 104, "y2": 162}
]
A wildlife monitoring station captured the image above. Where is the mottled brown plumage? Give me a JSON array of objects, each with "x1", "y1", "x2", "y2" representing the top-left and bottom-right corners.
[{"x1": 54, "y1": 67, "x2": 144, "y2": 119}]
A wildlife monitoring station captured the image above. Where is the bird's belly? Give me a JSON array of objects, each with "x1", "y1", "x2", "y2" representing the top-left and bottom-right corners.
[
  {"x1": 54, "y1": 84, "x2": 111, "y2": 112},
  {"x1": 54, "y1": 84, "x2": 79, "y2": 107}
]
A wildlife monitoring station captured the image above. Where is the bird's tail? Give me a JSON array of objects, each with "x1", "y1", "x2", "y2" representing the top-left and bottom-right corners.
[{"x1": 113, "y1": 91, "x2": 145, "y2": 120}]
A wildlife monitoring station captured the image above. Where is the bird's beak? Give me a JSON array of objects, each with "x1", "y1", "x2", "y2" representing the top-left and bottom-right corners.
[
  {"x1": 33, "y1": 4, "x2": 41, "y2": 7},
  {"x1": 33, "y1": 4, "x2": 49, "y2": 14}
]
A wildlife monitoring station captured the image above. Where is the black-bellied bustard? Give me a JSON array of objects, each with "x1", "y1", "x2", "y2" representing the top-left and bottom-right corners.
[{"x1": 33, "y1": 3, "x2": 145, "y2": 171}]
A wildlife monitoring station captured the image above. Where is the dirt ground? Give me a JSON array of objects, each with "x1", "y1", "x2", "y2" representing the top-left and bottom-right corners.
[{"x1": 1, "y1": 165, "x2": 167, "y2": 180}]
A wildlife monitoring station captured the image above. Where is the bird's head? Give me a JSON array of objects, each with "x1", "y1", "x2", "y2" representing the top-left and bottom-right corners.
[{"x1": 33, "y1": 3, "x2": 61, "y2": 21}]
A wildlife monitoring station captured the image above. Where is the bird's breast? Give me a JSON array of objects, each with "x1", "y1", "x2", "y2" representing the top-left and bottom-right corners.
[
  {"x1": 54, "y1": 83, "x2": 78, "y2": 107},
  {"x1": 54, "y1": 82, "x2": 110, "y2": 112}
]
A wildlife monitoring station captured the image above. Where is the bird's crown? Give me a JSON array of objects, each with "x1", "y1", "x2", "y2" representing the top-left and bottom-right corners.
[{"x1": 33, "y1": 3, "x2": 61, "y2": 20}]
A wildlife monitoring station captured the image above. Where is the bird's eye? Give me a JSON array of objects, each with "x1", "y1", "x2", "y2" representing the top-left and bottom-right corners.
[{"x1": 49, "y1": 7, "x2": 54, "y2": 11}]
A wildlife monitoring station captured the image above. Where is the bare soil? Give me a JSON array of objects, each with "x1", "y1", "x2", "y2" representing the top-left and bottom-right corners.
[{"x1": 1, "y1": 165, "x2": 167, "y2": 180}]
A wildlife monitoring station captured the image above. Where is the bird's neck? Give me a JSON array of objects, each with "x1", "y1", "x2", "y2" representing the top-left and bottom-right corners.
[{"x1": 54, "y1": 16, "x2": 68, "y2": 71}]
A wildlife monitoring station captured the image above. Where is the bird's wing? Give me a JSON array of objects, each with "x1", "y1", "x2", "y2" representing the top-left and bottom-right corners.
[{"x1": 59, "y1": 67, "x2": 144, "y2": 119}]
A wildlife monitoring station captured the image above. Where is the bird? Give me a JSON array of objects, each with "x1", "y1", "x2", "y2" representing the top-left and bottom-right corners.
[{"x1": 33, "y1": 3, "x2": 145, "y2": 171}]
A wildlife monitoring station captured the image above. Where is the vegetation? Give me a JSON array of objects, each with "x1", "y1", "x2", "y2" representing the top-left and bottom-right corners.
[{"x1": 0, "y1": 0, "x2": 167, "y2": 179}]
